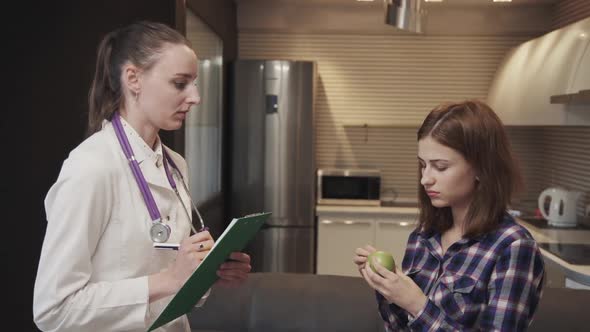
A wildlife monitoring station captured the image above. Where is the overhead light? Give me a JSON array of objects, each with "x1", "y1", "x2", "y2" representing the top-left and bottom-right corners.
[
  {"x1": 384, "y1": 0, "x2": 424, "y2": 33},
  {"x1": 493, "y1": 0, "x2": 512, "y2": 2},
  {"x1": 424, "y1": 0, "x2": 443, "y2": 2}
]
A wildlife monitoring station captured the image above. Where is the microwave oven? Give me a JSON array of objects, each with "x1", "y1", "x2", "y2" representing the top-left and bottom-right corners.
[{"x1": 317, "y1": 168, "x2": 381, "y2": 206}]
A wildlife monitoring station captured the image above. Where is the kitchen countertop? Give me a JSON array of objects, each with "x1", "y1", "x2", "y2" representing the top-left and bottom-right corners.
[
  {"x1": 315, "y1": 205, "x2": 590, "y2": 285},
  {"x1": 516, "y1": 217, "x2": 590, "y2": 286},
  {"x1": 316, "y1": 204, "x2": 420, "y2": 217}
]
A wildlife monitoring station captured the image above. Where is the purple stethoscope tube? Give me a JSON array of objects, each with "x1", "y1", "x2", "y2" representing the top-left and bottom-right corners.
[{"x1": 112, "y1": 112, "x2": 207, "y2": 242}]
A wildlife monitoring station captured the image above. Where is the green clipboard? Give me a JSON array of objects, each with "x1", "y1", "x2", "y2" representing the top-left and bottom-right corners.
[{"x1": 148, "y1": 212, "x2": 271, "y2": 331}]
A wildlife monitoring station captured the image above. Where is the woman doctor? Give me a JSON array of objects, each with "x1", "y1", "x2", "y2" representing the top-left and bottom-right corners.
[{"x1": 33, "y1": 21, "x2": 251, "y2": 332}]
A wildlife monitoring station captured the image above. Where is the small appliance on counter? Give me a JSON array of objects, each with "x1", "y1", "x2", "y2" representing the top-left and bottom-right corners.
[
  {"x1": 317, "y1": 168, "x2": 381, "y2": 206},
  {"x1": 538, "y1": 187, "x2": 583, "y2": 227},
  {"x1": 380, "y1": 188, "x2": 397, "y2": 207}
]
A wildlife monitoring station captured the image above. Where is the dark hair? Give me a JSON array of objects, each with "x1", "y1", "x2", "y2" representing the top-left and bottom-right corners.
[
  {"x1": 416, "y1": 100, "x2": 523, "y2": 238},
  {"x1": 87, "y1": 21, "x2": 190, "y2": 136}
]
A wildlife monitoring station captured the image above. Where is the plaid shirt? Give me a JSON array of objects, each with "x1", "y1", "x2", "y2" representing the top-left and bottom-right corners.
[{"x1": 377, "y1": 214, "x2": 545, "y2": 331}]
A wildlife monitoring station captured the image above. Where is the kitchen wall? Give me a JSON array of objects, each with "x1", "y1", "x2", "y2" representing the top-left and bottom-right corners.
[
  {"x1": 509, "y1": 0, "x2": 590, "y2": 224},
  {"x1": 237, "y1": 2, "x2": 546, "y2": 198},
  {"x1": 237, "y1": 1, "x2": 589, "y2": 223},
  {"x1": 239, "y1": 33, "x2": 529, "y2": 198},
  {"x1": 508, "y1": 127, "x2": 590, "y2": 225},
  {"x1": 553, "y1": 0, "x2": 590, "y2": 30},
  {"x1": 237, "y1": 1, "x2": 551, "y2": 36}
]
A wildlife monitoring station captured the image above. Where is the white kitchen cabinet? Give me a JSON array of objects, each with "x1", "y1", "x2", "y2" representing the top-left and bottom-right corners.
[
  {"x1": 375, "y1": 215, "x2": 419, "y2": 269},
  {"x1": 316, "y1": 208, "x2": 420, "y2": 277},
  {"x1": 317, "y1": 216, "x2": 375, "y2": 277}
]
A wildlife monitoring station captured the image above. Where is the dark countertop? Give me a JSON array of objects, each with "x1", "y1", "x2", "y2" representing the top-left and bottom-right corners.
[
  {"x1": 518, "y1": 216, "x2": 590, "y2": 230},
  {"x1": 516, "y1": 217, "x2": 590, "y2": 285}
]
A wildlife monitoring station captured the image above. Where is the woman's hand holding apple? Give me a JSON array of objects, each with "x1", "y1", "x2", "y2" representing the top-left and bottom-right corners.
[
  {"x1": 362, "y1": 257, "x2": 427, "y2": 317},
  {"x1": 353, "y1": 244, "x2": 377, "y2": 276}
]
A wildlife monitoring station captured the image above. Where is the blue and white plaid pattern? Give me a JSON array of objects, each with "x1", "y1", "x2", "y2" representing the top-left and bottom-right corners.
[{"x1": 377, "y1": 214, "x2": 545, "y2": 331}]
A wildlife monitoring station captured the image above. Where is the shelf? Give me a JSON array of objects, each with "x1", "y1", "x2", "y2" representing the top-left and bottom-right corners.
[{"x1": 550, "y1": 90, "x2": 590, "y2": 105}]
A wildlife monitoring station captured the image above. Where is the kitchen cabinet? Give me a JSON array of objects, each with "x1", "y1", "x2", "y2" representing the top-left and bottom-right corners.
[
  {"x1": 543, "y1": 260, "x2": 590, "y2": 289},
  {"x1": 374, "y1": 216, "x2": 418, "y2": 268},
  {"x1": 317, "y1": 212, "x2": 418, "y2": 277},
  {"x1": 317, "y1": 216, "x2": 375, "y2": 277},
  {"x1": 544, "y1": 257, "x2": 566, "y2": 288}
]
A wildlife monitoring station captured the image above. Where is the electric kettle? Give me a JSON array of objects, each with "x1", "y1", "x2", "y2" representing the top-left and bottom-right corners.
[{"x1": 538, "y1": 187, "x2": 583, "y2": 227}]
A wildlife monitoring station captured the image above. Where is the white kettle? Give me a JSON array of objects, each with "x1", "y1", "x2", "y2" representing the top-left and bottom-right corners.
[{"x1": 538, "y1": 187, "x2": 583, "y2": 227}]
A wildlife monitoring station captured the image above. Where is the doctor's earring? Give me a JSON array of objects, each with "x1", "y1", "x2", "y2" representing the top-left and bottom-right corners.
[{"x1": 134, "y1": 91, "x2": 140, "y2": 102}]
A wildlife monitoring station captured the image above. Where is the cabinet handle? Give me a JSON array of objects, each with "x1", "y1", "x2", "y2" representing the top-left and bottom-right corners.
[
  {"x1": 321, "y1": 219, "x2": 371, "y2": 225},
  {"x1": 378, "y1": 221, "x2": 417, "y2": 227}
]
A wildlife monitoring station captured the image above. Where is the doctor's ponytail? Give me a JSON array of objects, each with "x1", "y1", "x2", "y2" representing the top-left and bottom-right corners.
[
  {"x1": 87, "y1": 31, "x2": 120, "y2": 136},
  {"x1": 86, "y1": 21, "x2": 190, "y2": 137}
]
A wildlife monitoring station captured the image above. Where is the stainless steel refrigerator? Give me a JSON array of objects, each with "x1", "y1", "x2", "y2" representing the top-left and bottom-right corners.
[{"x1": 229, "y1": 60, "x2": 316, "y2": 273}]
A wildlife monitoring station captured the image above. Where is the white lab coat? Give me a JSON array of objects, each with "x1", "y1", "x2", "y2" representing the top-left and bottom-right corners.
[{"x1": 34, "y1": 119, "x2": 207, "y2": 332}]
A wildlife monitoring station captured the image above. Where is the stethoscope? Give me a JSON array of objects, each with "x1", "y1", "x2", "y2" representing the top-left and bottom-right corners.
[{"x1": 112, "y1": 112, "x2": 208, "y2": 242}]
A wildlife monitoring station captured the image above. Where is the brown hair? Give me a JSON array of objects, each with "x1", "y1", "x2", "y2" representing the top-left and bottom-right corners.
[
  {"x1": 87, "y1": 21, "x2": 190, "y2": 136},
  {"x1": 416, "y1": 100, "x2": 523, "y2": 238}
]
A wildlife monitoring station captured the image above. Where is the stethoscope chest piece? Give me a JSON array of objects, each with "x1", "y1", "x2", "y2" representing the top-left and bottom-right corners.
[{"x1": 150, "y1": 222, "x2": 171, "y2": 243}]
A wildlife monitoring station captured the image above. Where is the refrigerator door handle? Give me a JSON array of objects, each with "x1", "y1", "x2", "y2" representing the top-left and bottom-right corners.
[{"x1": 264, "y1": 61, "x2": 282, "y2": 217}]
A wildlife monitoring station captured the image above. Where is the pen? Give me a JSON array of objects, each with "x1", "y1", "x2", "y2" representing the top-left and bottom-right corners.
[{"x1": 153, "y1": 243, "x2": 180, "y2": 250}]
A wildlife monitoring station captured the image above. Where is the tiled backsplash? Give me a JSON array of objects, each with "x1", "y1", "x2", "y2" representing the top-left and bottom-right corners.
[{"x1": 507, "y1": 126, "x2": 590, "y2": 226}]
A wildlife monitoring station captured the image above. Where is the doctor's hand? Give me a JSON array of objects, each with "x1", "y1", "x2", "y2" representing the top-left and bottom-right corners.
[
  {"x1": 169, "y1": 231, "x2": 215, "y2": 291},
  {"x1": 353, "y1": 244, "x2": 377, "y2": 277},
  {"x1": 215, "y1": 252, "x2": 251, "y2": 288},
  {"x1": 149, "y1": 231, "x2": 215, "y2": 301},
  {"x1": 362, "y1": 260, "x2": 427, "y2": 317}
]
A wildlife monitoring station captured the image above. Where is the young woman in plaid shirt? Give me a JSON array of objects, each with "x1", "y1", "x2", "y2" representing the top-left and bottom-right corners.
[{"x1": 354, "y1": 100, "x2": 545, "y2": 331}]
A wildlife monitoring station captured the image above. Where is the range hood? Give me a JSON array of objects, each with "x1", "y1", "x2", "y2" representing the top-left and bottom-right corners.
[
  {"x1": 384, "y1": 0, "x2": 423, "y2": 33},
  {"x1": 550, "y1": 89, "x2": 590, "y2": 104},
  {"x1": 487, "y1": 17, "x2": 590, "y2": 125}
]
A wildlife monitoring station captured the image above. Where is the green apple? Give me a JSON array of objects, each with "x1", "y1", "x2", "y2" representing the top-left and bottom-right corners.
[{"x1": 368, "y1": 251, "x2": 396, "y2": 275}]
